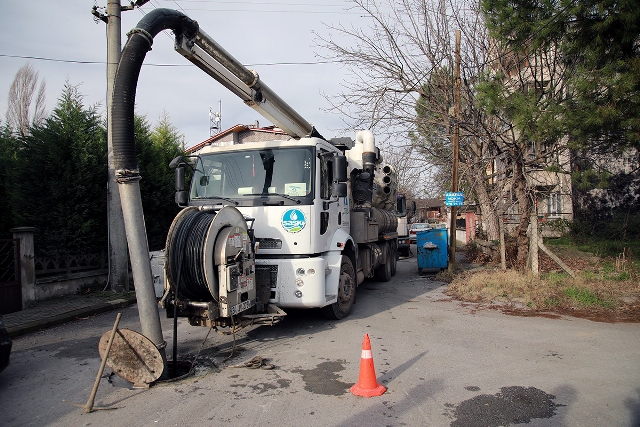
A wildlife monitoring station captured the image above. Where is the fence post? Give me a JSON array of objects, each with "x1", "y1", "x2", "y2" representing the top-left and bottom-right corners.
[
  {"x1": 529, "y1": 214, "x2": 539, "y2": 278},
  {"x1": 465, "y1": 212, "x2": 476, "y2": 243},
  {"x1": 11, "y1": 227, "x2": 37, "y2": 309}
]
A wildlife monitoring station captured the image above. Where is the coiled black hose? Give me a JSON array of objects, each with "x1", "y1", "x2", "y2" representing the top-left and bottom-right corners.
[{"x1": 168, "y1": 209, "x2": 217, "y2": 301}]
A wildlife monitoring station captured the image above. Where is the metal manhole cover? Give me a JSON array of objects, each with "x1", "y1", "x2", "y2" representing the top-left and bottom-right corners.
[{"x1": 99, "y1": 328, "x2": 163, "y2": 388}]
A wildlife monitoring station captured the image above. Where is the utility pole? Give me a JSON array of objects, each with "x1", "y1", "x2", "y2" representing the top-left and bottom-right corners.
[
  {"x1": 448, "y1": 30, "x2": 461, "y2": 273},
  {"x1": 93, "y1": 0, "x2": 149, "y2": 292}
]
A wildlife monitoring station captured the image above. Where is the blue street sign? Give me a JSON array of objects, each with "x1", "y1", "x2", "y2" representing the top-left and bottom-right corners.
[{"x1": 445, "y1": 192, "x2": 464, "y2": 206}]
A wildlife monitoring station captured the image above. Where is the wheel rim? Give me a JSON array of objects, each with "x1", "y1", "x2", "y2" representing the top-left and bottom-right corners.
[{"x1": 338, "y1": 262, "x2": 355, "y2": 306}]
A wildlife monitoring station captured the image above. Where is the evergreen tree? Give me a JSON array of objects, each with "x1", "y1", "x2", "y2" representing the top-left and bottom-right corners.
[
  {"x1": 135, "y1": 111, "x2": 184, "y2": 251},
  {"x1": 0, "y1": 122, "x2": 19, "y2": 238},
  {"x1": 481, "y1": 0, "x2": 640, "y2": 224},
  {"x1": 10, "y1": 83, "x2": 107, "y2": 254},
  {"x1": 481, "y1": 0, "x2": 640, "y2": 151}
]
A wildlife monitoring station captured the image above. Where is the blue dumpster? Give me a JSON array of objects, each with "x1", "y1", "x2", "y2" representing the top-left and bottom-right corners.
[{"x1": 417, "y1": 228, "x2": 448, "y2": 272}]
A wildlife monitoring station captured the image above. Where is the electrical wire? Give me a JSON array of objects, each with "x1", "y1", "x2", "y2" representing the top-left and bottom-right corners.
[{"x1": 0, "y1": 53, "x2": 338, "y2": 67}]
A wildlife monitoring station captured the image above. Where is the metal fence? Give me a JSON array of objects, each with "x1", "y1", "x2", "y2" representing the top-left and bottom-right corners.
[
  {"x1": 34, "y1": 251, "x2": 107, "y2": 278},
  {"x1": 0, "y1": 239, "x2": 21, "y2": 314}
]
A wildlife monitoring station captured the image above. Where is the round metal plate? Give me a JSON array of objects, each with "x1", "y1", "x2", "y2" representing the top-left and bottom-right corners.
[{"x1": 99, "y1": 328, "x2": 164, "y2": 388}]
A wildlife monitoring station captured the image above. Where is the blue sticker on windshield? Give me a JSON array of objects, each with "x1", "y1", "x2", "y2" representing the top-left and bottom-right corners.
[{"x1": 281, "y1": 208, "x2": 306, "y2": 233}]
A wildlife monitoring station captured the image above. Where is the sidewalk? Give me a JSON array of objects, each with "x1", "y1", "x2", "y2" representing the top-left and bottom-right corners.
[{"x1": 3, "y1": 292, "x2": 138, "y2": 338}]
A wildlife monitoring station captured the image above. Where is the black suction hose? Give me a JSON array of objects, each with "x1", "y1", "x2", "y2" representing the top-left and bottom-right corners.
[
  {"x1": 110, "y1": 9, "x2": 198, "y2": 376},
  {"x1": 112, "y1": 9, "x2": 198, "y2": 173}
]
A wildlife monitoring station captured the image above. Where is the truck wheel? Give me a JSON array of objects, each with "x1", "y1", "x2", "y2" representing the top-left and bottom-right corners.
[
  {"x1": 321, "y1": 255, "x2": 356, "y2": 320},
  {"x1": 390, "y1": 241, "x2": 398, "y2": 276},
  {"x1": 374, "y1": 244, "x2": 392, "y2": 282}
]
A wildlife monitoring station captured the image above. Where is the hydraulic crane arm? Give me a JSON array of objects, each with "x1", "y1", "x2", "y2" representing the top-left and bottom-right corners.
[
  {"x1": 110, "y1": 9, "x2": 324, "y2": 365},
  {"x1": 175, "y1": 27, "x2": 317, "y2": 139}
]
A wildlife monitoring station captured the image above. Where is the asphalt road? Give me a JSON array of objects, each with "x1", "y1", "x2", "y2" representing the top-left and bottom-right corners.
[{"x1": 1, "y1": 254, "x2": 639, "y2": 427}]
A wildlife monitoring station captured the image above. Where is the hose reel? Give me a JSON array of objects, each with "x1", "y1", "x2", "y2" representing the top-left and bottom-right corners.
[{"x1": 165, "y1": 206, "x2": 253, "y2": 303}]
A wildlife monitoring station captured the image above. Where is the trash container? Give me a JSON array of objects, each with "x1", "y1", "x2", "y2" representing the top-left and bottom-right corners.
[{"x1": 416, "y1": 228, "x2": 448, "y2": 272}]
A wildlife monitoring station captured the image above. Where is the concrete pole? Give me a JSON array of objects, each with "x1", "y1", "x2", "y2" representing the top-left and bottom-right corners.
[
  {"x1": 530, "y1": 213, "x2": 539, "y2": 278},
  {"x1": 11, "y1": 227, "x2": 36, "y2": 309},
  {"x1": 106, "y1": 0, "x2": 130, "y2": 292},
  {"x1": 118, "y1": 180, "x2": 167, "y2": 366}
]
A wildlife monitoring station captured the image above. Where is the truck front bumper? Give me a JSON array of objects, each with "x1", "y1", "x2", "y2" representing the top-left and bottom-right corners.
[{"x1": 256, "y1": 254, "x2": 341, "y2": 309}]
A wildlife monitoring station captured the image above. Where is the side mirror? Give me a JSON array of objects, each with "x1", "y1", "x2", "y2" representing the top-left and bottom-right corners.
[
  {"x1": 175, "y1": 166, "x2": 187, "y2": 206},
  {"x1": 332, "y1": 182, "x2": 347, "y2": 198},
  {"x1": 175, "y1": 166, "x2": 185, "y2": 191},
  {"x1": 397, "y1": 196, "x2": 407, "y2": 215},
  {"x1": 169, "y1": 156, "x2": 183, "y2": 169},
  {"x1": 332, "y1": 154, "x2": 347, "y2": 182},
  {"x1": 175, "y1": 191, "x2": 188, "y2": 206}
]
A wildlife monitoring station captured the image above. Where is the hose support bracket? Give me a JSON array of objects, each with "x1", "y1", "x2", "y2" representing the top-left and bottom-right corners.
[
  {"x1": 116, "y1": 168, "x2": 142, "y2": 183},
  {"x1": 127, "y1": 27, "x2": 154, "y2": 48}
]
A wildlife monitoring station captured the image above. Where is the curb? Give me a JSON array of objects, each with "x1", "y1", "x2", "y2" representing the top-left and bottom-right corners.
[{"x1": 7, "y1": 295, "x2": 137, "y2": 338}]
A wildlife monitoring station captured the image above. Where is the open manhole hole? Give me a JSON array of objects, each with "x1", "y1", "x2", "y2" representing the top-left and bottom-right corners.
[{"x1": 154, "y1": 360, "x2": 195, "y2": 384}]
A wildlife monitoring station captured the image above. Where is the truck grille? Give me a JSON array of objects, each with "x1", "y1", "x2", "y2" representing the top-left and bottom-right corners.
[
  {"x1": 256, "y1": 238, "x2": 282, "y2": 249},
  {"x1": 255, "y1": 265, "x2": 278, "y2": 299}
]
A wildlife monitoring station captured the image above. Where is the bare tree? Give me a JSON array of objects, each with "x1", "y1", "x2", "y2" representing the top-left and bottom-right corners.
[
  {"x1": 380, "y1": 143, "x2": 437, "y2": 198},
  {"x1": 6, "y1": 64, "x2": 47, "y2": 135},
  {"x1": 317, "y1": 0, "x2": 504, "y2": 239},
  {"x1": 317, "y1": 0, "x2": 581, "y2": 273}
]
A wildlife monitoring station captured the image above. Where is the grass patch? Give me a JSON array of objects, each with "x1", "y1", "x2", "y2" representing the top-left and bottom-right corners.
[
  {"x1": 564, "y1": 287, "x2": 615, "y2": 308},
  {"x1": 447, "y1": 270, "x2": 553, "y2": 309},
  {"x1": 447, "y1": 261, "x2": 639, "y2": 314},
  {"x1": 450, "y1": 223, "x2": 640, "y2": 320},
  {"x1": 546, "y1": 235, "x2": 640, "y2": 262}
]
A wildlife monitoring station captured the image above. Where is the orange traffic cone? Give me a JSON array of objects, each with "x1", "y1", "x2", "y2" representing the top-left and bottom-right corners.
[{"x1": 350, "y1": 333, "x2": 387, "y2": 397}]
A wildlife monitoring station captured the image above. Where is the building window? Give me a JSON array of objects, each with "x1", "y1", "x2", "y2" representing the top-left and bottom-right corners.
[{"x1": 547, "y1": 193, "x2": 561, "y2": 216}]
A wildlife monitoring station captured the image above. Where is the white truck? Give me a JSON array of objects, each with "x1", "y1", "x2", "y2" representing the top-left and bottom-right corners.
[
  {"x1": 165, "y1": 128, "x2": 404, "y2": 326},
  {"x1": 110, "y1": 9, "x2": 407, "y2": 347}
]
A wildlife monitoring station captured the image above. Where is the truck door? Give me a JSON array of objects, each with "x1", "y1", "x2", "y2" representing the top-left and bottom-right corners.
[{"x1": 317, "y1": 147, "x2": 342, "y2": 251}]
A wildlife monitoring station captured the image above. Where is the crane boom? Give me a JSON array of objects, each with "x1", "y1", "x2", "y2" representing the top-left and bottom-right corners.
[{"x1": 175, "y1": 28, "x2": 316, "y2": 139}]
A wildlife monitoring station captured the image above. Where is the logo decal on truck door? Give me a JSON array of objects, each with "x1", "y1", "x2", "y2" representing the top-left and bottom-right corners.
[{"x1": 281, "y1": 208, "x2": 306, "y2": 233}]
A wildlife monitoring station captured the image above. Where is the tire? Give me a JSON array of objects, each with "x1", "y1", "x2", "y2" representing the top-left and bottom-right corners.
[
  {"x1": 398, "y1": 244, "x2": 410, "y2": 257},
  {"x1": 374, "y1": 243, "x2": 392, "y2": 282},
  {"x1": 390, "y1": 240, "x2": 398, "y2": 276},
  {"x1": 321, "y1": 255, "x2": 356, "y2": 320}
]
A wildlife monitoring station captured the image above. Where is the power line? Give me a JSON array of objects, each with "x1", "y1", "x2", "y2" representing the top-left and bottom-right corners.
[
  {"x1": 161, "y1": 0, "x2": 347, "y2": 5},
  {"x1": 0, "y1": 53, "x2": 339, "y2": 67},
  {"x1": 144, "y1": 0, "x2": 361, "y2": 14},
  {"x1": 150, "y1": 8, "x2": 361, "y2": 14},
  {"x1": 156, "y1": 0, "x2": 352, "y2": 8}
]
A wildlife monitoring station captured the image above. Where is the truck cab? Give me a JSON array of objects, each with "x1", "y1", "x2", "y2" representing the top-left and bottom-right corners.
[{"x1": 182, "y1": 137, "x2": 353, "y2": 315}]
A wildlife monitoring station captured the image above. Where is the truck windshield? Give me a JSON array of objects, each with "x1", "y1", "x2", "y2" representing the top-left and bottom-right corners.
[{"x1": 190, "y1": 147, "x2": 314, "y2": 204}]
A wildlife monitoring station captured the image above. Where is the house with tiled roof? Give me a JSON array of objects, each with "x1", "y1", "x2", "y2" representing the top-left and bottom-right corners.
[{"x1": 186, "y1": 122, "x2": 290, "y2": 154}]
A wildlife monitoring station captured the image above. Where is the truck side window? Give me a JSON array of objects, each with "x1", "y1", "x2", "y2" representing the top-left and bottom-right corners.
[{"x1": 319, "y1": 149, "x2": 333, "y2": 200}]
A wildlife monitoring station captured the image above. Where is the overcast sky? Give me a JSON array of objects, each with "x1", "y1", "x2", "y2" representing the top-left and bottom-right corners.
[{"x1": 0, "y1": 0, "x2": 370, "y2": 148}]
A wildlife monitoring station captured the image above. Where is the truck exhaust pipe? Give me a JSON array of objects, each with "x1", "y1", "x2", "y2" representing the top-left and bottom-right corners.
[{"x1": 111, "y1": 8, "x2": 199, "y2": 370}]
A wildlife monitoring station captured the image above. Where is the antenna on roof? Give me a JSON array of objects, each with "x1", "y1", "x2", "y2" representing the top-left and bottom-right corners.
[{"x1": 209, "y1": 100, "x2": 221, "y2": 136}]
